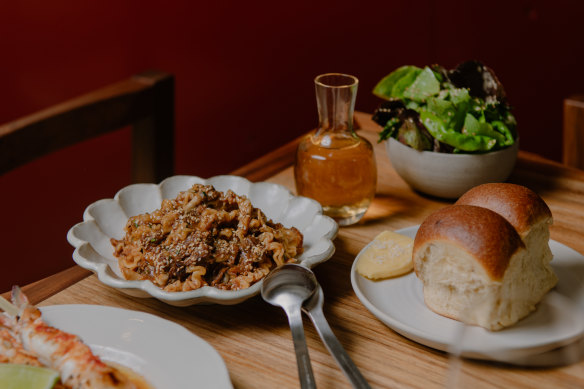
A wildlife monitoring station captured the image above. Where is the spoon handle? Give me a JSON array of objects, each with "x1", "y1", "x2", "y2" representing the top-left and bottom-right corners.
[
  {"x1": 286, "y1": 306, "x2": 317, "y2": 389},
  {"x1": 304, "y1": 292, "x2": 371, "y2": 389}
]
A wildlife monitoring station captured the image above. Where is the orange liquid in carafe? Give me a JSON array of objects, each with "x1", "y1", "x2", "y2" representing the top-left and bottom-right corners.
[{"x1": 294, "y1": 132, "x2": 376, "y2": 225}]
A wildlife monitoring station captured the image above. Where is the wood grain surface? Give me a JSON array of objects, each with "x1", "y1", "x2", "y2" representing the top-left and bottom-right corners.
[{"x1": 14, "y1": 112, "x2": 584, "y2": 388}]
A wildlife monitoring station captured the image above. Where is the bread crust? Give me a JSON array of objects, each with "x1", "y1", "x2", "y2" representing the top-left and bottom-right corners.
[
  {"x1": 455, "y1": 183, "x2": 552, "y2": 235},
  {"x1": 413, "y1": 205, "x2": 523, "y2": 281}
]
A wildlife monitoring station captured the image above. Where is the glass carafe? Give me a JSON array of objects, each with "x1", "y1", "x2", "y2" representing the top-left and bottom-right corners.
[{"x1": 294, "y1": 73, "x2": 376, "y2": 226}]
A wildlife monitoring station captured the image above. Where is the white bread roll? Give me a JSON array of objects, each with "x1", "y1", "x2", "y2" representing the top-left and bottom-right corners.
[
  {"x1": 413, "y1": 203, "x2": 557, "y2": 331},
  {"x1": 456, "y1": 183, "x2": 557, "y2": 305},
  {"x1": 456, "y1": 182, "x2": 553, "y2": 239}
]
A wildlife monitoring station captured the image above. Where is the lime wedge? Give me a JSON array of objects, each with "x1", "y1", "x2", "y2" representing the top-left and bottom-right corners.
[{"x1": 0, "y1": 364, "x2": 59, "y2": 389}]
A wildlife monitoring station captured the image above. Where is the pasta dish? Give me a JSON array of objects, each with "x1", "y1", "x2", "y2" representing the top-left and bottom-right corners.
[{"x1": 111, "y1": 184, "x2": 303, "y2": 292}]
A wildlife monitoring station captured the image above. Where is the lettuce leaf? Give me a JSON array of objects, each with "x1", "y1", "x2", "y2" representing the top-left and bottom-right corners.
[{"x1": 372, "y1": 61, "x2": 517, "y2": 153}]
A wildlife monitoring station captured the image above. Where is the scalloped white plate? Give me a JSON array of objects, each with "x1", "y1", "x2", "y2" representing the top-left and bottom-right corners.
[
  {"x1": 41, "y1": 304, "x2": 232, "y2": 388},
  {"x1": 351, "y1": 226, "x2": 584, "y2": 363},
  {"x1": 67, "y1": 175, "x2": 338, "y2": 306}
]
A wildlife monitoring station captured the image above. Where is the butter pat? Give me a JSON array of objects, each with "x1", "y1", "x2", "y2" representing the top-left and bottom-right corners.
[{"x1": 356, "y1": 230, "x2": 414, "y2": 280}]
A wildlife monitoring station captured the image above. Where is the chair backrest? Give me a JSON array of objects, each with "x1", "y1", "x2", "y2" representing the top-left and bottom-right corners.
[
  {"x1": 563, "y1": 95, "x2": 584, "y2": 170},
  {"x1": 0, "y1": 70, "x2": 174, "y2": 183}
]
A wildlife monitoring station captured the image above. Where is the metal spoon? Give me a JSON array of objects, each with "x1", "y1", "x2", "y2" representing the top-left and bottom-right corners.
[
  {"x1": 261, "y1": 263, "x2": 318, "y2": 389},
  {"x1": 303, "y1": 285, "x2": 371, "y2": 389}
]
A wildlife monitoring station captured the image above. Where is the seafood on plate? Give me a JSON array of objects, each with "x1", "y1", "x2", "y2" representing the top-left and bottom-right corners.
[{"x1": 0, "y1": 286, "x2": 139, "y2": 389}]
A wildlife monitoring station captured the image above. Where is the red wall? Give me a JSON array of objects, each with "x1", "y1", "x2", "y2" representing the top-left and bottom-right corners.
[{"x1": 1, "y1": 0, "x2": 584, "y2": 291}]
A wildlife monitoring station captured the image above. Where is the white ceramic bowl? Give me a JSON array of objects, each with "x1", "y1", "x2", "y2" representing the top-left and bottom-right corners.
[
  {"x1": 67, "y1": 175, "x2": 338, "y2": 306},
  {"x1": 386, "y1": 138, "x2": 519, "y2": 199}
]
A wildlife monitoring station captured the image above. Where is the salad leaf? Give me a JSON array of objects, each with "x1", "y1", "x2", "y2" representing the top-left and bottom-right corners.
[
  {"x1": 390, "y1": 67, "x2": 422, "y2": 99},
  {"x1": 449, "y1": 87, "x2": 471, "y2": 106},
  {"x1": 403, "y1": 67, "x2": 440, "y2": 101},
  {"x1": 426, "y1": 97, "x2": 456, "y2": 126},
  {"x1": 372, "y1": 66, "x2": 418, "y2": 100},
  {"x1": 396, "y1": 116, "x2": 433, "y2": 151},
  {"x1": 378, "y1": 117, "x2": 401, "y2": 142},
  {"x1": 421, "y1": 111, "x2": 497, "y2": 152},
  {"x1": 491, "y1": 120, "x2": 515, "y2": 146},
  {"x1": 448, "y1": 60, "x2": 506, "y2": 104},
  {"x1": 372, "y1": 61, "x2": 517, "y2": 154},
  {"x1": 462, "y1": 113, "x2": 507, "y2": 146}
]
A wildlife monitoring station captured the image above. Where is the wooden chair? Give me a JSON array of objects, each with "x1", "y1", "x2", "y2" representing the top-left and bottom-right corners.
[
  {"x1": 563, "y1": 95, "x2": 584, "y2": 170},
  {"x1": 0, "y1": 69, "x2": 174, "y2": 183},
  {"x1": 0, "y1": 70, "x2": 175, "y2": 300}
]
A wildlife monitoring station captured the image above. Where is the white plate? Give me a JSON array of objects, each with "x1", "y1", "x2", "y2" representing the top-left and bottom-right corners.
[
  {"x1": 351, "y1": 226, "x2": 584, "y2": 363},
  {"x1": 40, "y1": 304, "x2": 232, "y2": 388},
  {"x1": 67, "y1": 175, "x2": 338, "y2": 306}
]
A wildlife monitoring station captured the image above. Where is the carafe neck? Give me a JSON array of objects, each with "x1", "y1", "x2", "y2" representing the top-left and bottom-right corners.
[{"x1": 315, "y1": 73, "x2": 358, "y2": 135}]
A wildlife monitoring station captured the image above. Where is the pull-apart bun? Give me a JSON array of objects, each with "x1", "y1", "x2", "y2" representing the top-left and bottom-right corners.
[{"x1": 413, "y1": 198, "x2": 557, "y2": 330}]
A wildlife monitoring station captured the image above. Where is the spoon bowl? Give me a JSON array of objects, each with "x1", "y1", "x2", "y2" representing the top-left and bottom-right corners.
[{"x1": 261, "y1": 264, "x2": 318, "y2": 308}]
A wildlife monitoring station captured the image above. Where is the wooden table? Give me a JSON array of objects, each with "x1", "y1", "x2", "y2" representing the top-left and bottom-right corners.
[{"x1": 7, "y1": 112, "x2": 584, "y2": 388}]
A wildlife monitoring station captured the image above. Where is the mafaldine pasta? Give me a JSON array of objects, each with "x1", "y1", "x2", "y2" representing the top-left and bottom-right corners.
[{"x1": 111, "y1": 184, "x2": 303, "y2": 292}]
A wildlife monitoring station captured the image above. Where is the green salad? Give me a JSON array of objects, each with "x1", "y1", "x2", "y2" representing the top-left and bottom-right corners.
[{"x1": 372, "y1": 61, "x2": 517, "y2": 153}]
